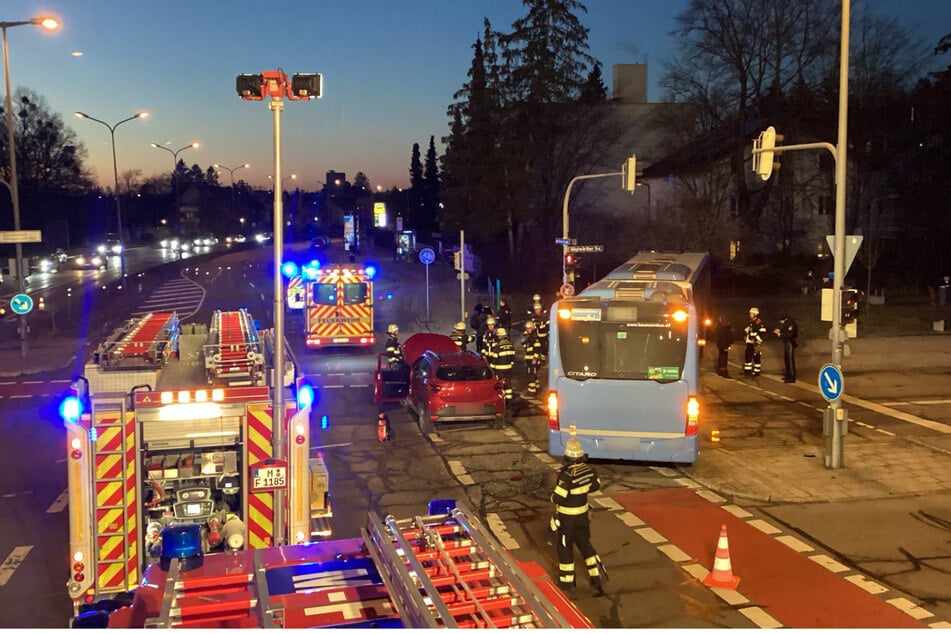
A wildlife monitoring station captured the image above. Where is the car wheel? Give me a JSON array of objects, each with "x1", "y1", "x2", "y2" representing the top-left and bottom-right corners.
[{"x1": 418, "y1": 404, "x2": 434, "y2": 435}]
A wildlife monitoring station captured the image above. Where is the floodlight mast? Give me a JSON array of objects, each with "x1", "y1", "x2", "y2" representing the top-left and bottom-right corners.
[{"x1": 236, "y1": 69, "x2": 320, "y2": 546}]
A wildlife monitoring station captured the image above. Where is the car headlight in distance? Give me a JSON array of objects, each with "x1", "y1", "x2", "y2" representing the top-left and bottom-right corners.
[
  {"x1": 111, "y1": 244, "x2": 122, "y2": 254},
  {"x1": 97, "y1": 245, "x2": 106, "y2": 254}
]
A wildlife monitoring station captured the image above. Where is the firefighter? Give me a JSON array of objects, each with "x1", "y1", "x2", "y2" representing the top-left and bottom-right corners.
[
  {"x1": 498, "y1": 297, "x2": 512, "y2": 331},
  {"x1": 529, "y1": 300, "x2": 550, "y2": 362},
  {"x1": 550, "y1": 437, "x2": 604, "y2": 596},
  {"x1": 450, "y1": 321, "x2": 470, "y2": 352},
  {"x1": 384, "y1": 324, "x2": 403, "y2": 368},
  {"x1": 743, "y1": 307, "x2": 767, "y2": 376},
  {"x1": 773, "y1": 314, "x2": 799, "y2": 383},
  {"x1": 479, "y1": 315, "x2": 498, "y2": 356},
  {"x1": 523, "y1": 319, "x2": 542, "y2": 396},
  {"x1": 489, "y1": 327, "x2": 516, "y2": 401}
]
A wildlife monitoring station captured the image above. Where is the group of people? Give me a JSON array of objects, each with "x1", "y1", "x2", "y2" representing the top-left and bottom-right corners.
[{"x1": 713, "y1": 307, "x2": 798, "y2": 383}]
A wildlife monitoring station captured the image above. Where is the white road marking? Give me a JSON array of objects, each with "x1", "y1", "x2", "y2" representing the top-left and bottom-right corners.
[
  {"x1": 617, "y1": 511, "x2": 645, "y2": 527},
  {"x1": 590, "y1": 494, "x2": 621, "y2": 511},
  {"x1": 46, "y1": 489, "x2": 69, "y2": 513},
  {"x1": 710, "y1": 587, "x2": 748, "y2": 606},
  {"x1": 747, "y1": 519, "x2": 781, "y2": 535},
  {"x1": 485, "y1": 513, "x2": 520, "y2": 550},
  {"x1": 875, "y1": 428, "x2": 896, "y2": 436},
  {"x1": 739, "y1": 606, "x2": 784, "y2": 628},
  {"x1": 650, "y1": 466, "x2": 678, "y2": 477},
  {"x1": 886, "y1": 597, "x2": 933, "y2": 620},
  {"x1": 674, "y1": 477, "x2": 701, "y2": 489},
  {"x1": 634, "y1": 527, "x2": 667, "y2": 544},
  {"x1": 657, "y1": 544, "x2": 691, "y2": 562},
  {"x1": 694, "y1": 489, "x2": 726, "y2": 504},
  {"x1": 0, "y1": 546, "x2": 33, "y2": 586},
  {"x1": 682, "y1": 563, "x2": 708, "y2": 581},
  {"x1": 722, "y1": 504, "x2": 753, "y2": 518},
  {"x1": 845, "y1": 574, "x2": 888, "y2": 594},
  {"x1": 776, "y1": 535, "x2": 813, "y2": 553}
]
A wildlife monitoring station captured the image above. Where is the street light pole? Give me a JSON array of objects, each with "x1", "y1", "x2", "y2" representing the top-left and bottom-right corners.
[
  {"x1": 75, "y1": 111, "x2": 149, "y2": 279},
  {"x1": 151, "y1": 141, "x2": 199, "y2": 223},
  {"x1": 214, "y1": 162, "x2": 249, "y2": 221},
  {"x1": 2, "y1": 16, "x2": 59, "y2": 357}
]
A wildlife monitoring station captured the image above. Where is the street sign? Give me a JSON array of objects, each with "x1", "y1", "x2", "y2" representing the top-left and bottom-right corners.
[
  {"x1": 818, "y1": 363, "x2": 844, "y2": 402},
  {"x1": 825, "y1": 235, "x2": 863, "y2": 277},
  {"x1": 0, "y1": 230, "x2": 42, "y2": 244},
  {"x1": 554, "y1": 237, "x2": 577, "y2": 246},
  {"x1": 10, "y1": 294, "x2": 33, "y2": 315},
  {"x1": 456, "y1": 272, "x2": 470, "y2": 280},
  {"x1": 559, "y1": 282, "x2": 575, "y2": 297},
  {"x1": 566, "y1": 244, "x2": 604, "y2": 254},
  {"x1": 418, "y1": 247, "x2": 435, "y2": 265}
]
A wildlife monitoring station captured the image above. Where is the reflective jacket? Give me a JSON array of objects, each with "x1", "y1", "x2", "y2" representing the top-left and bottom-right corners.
[
  {"x1": 488, "y1": 336, "x2": 515, "y2": 372},
  {"x1": 744, "y1": 317, "x2": 766, "y2": 345},
  {"x1": 523, "y1": 329, "x2": 542, "y2": 362},
  {"x1": 550, "y1": 462, "x2": 601, "y2": 516},
  {"x1": 384, "y1": 335, "x2": 403, "y2": 364},
  {"x1": 450, "y1": 328, "x2": 471, "y2": 352}
]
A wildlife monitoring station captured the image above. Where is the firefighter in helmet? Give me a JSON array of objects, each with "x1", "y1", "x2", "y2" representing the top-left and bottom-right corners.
[
  {"x1": 743, "y1": 307, "x2": 767, "y2": 376},
  {"x1": 523, "y1": 319, "x2": 542, "y2": 396},
  {"x1": 479, "y1": 315, "x2": 498, "y2": 356},
  {"x1": 550, "y1": 436, "x2": 604, "y2": 596},
  {"x1": 385, "y1": 324, "x2": 403, "y2": 368},
  {"x1": 450, "y1": 321, "x2": 471, "y2": 352},
  {"x1": 529, "y1": 298, "x2": 550, "y2": 362},
  {"x1": 489, "y1": 327, "x2": 516, "y2": 401}
]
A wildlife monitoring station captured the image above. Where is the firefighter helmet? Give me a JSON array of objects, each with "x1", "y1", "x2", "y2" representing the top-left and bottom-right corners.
[
  {"x1": 525, "y1": 320, "x2": 535, "y2": 330},
  {"x1": 496, "y1": 327, "x2": 507, "y2": 338},
  {"x1": 749, "y1": 307, "x2": 760, "y2": 317},
  {"x1": 387, "y1": 323, "x2": 399, "y2": 335},
  {"x1": 454, "y1": 321, "x2": 466, "y2": 331},
  {"x1": 533, "y1": 294, "x2": 541, "y2": 302},
  {"x1": 486, "y1": 316, "x2": 496, "y2": 327},
  {"x1": 564, "y1": 437, "x2": 584, "y2": 459}
]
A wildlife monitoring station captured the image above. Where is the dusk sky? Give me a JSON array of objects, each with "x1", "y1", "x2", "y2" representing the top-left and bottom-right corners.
[{"x1": 6, "y1": 1, "x2": 951, "y2": 192}]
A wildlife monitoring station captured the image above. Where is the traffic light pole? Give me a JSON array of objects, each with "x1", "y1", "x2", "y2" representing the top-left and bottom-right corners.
[
  {"x1": 752, "y1": 0, "x2": 850, "y2": 469},
  {"x1": 561, "y1": 172, "x2": 620, "y2": 286}
]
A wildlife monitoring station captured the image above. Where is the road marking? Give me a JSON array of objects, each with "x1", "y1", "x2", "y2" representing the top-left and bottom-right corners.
[
  {"x1": 809, "y1": 554, "x2": 849, "y2": 573},
  {"x1": 694, "y1": 489, "x2": 726, "y2": 504},
  {"x1": 845, "y1": 574, "x2": 888, "y2": 594},
  {"x1": 590, "y1": 494, "x2": 622, "y2": 511},
  {"x1": 634, "y1": 527, "x2": 666, "y2": 544},
  {"x1": 682, "y1": 563, "x2": 707, "y2": 581},
  {"x1": 710, "y1": 586, "x2": 749, "y2": 606},
  {"x1": 485, "y1": 513, "x2": 520, "y2": 550},
  {"x1": 776, "y1": 535, "x2": 813, "y2": 553},
  {"x1": 886, "y1": 597, "x2": 933, "y2": 620},
  {"x1": 10, "y1": 394, "x2": 29, "y2": 399},
  {"x1": 617, "y1": 511, "x2": 645, "y2": 527},
  {"x1": 0, "y1": 546, "x2": 33, "y2": 586},
  {"x1": 22, "y1": 380, "x2": 42, "y2": 384},
  {"x1": 47, "y1": 489, "x2": 68, "y2": 513},
  {"x1": 447, "y1": 460, "x2": 475, "y2": 485},
  {"x1": 882, "y1": 398, "x2": 951, "y2": 406},
  {"x1": 874, "y1": 428, "x2": 896, "y2": 436},
  {"x1": 657, "y1": 543, "x2": 691, "y2": 562},
  {"x1": 748, "y1": 519, "x2": 781, "y2": 535},
  {"x1": 739, "y1": 606, "x2": 784, "y2": 628},
  {"x1": 722, "y1": 504, "x2": 753, "y2": 518}
]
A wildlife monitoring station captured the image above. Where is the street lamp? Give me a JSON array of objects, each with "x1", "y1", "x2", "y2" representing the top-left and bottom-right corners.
[
  {"x1": 74, "y1": 110, "x2": 150, "y2": 279},
  {"x1": 214, "y1": 163, "x2": 249, "y2": 227},
  {"x1": 268, "y1": 173, "x2": 297, "y2": 190},
  {"x1": 151, "y1": 141, "x2": 199, "y2": 219},
  {"x1": 2, "y1": 15, "x2": 59, "y2": 357}
]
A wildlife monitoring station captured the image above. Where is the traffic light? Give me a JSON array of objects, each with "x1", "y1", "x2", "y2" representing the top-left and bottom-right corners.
[
  {"x1": 621, "y1": 155, "x2": 637, "y2": 192},
  {"x1": 565, "y1": 253, "x2": 578, "y2": 283},
  {"x1": 752, "y1": 126, "x2": 783, "y2": 181},
  {"x1": 841, "y1": 289, "x2": 859, "y2": 324}
]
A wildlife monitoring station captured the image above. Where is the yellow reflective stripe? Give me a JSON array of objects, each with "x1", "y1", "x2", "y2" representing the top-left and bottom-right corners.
[
  {"x1": 559, "y1": 562, "x2": 575, "y2": 572},
  {"x1": 569, "y1": 484, "x2": 591, "y2": 495},
  {"x1": 556, "y1": 504, "x2": 588, "y2": 515},
  {"x1": 553, "y1": 485, "x2": 569, "y2": 498},
  {"x1": 585, "y1": 555, "x2": 599, "y2": 566}
]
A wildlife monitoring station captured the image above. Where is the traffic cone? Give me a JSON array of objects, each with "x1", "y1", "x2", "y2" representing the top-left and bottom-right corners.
[{"x1": 703, "y1": 523, "x2": 740, "y2": 589}]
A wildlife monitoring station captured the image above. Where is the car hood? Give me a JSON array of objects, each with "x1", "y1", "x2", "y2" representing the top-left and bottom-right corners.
[{"x1": 402, "y1": 333, "x2": 458, "y2": 364}]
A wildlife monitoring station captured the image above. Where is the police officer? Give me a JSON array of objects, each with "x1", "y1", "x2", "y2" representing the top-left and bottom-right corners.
[
  {"x1": 743, "y1": 307, "x2": 767, "y2": 376},
  {"x1": 489, "y1": 327, "x2": 516, "y2": 401},
  {"x1": 528, "y1": 297, "x2": 550, "y2": 362},
  {"x1": 450, "y1": 321, "x2": 471, "y2": 352},
  {"x1": 384, "y1": 324, "x2": 403, "y2": 368},
  {"x1": 498, "y1": 297, "x2": 512, "y2": 331},
  {"x1": 522, "y1": 320, "x2": 542, "y2": 396},
  {"x1": 550, "y1": 437, "x2": 604, "y2": 596},
  {"x1": 774, "y1": 315, "x2": 799, "y2": 383}
]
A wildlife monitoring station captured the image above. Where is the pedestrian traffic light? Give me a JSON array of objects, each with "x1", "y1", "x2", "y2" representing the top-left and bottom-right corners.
[
  {"x1": 565, "y1": 253, "x2": 577, "y2": 283},
  {"x1": 841, "y1": 289, "x2": 859, "y2": 323},
  {"x1": 752, "y1": 126, "x2": 783, "y2": 181}
]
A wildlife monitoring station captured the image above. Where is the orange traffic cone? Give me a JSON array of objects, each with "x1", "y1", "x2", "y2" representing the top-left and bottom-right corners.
[{"x1": 704, "y1": 523, "x2": 740, "y2": 590}]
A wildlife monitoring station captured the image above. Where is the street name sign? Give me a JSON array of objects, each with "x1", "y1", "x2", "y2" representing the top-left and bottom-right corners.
[
  {"x1": 818, "y1": 363, "x2": 844, "y2": 402},
  {"x1": 566, "y1": 244, "x2": 604, "y2": 254},
  {"x1": 0, "y1": 230, "x2": 42, "y2": 244}
]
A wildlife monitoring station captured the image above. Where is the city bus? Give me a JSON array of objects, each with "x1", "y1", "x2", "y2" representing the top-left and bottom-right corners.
[{"x1": 547, "y1": 251, "x2": 712, "y2": 464}]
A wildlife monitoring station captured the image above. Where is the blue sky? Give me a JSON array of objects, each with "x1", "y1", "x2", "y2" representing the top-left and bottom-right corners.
[{"x1": 6, "y1": 0, "x2": 951, "y2": 192}]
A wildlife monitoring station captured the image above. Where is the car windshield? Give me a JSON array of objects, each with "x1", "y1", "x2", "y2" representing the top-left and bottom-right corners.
[{"x1": 434, "y1": 365, "x2": 493, "y2": 382}]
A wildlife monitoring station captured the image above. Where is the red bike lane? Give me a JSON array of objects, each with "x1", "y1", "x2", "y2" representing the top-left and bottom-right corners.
[{"x1": 612, "y1": 487, "x2": 924, "y2": 628}]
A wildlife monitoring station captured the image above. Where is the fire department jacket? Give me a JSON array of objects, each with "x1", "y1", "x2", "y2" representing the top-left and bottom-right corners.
[
  {"x1": 488, "y1": 336, "x2": 515, "y2": 372},
  {"x1": 744, "y1": 317, "x2": 766, "y2": 346},
  {"x1": 551, "y1": 462, "x2": 601, "y2": 516}
]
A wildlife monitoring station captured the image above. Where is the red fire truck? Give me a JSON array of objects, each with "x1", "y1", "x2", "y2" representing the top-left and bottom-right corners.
[
  {"x1": 61, "y1": 308, "x2": 330, "y2": 616},
  {"x1": 73, "y1": 501, "x2": 593, "y2": 628}
]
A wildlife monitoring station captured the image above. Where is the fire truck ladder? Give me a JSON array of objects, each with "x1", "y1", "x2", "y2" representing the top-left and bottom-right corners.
[
  {"x1": 362, "y1": 503, "x2": 575, "y2": 629},
  {"x1": 204, "y1": 309, "x2": 264, "y2": 385},
  {"x1": 97, "y1": 312, "x2": 178, "y2": 369}
]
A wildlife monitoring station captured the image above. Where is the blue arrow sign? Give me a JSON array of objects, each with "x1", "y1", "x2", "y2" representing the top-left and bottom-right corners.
[
  {"x1": 418, "y1": 247, "x2": 435, "y2": 265},
  {"x1": 818, "y1": 363, "x2": 844, "y2": 402},
  {"x1": 10, "y1": 293, "x2": 33, "y2": 315}
]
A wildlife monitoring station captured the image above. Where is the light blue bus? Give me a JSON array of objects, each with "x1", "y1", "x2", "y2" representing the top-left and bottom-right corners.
[{"x1": 547, "y1": 251, "x2": 712, "y2": 464}]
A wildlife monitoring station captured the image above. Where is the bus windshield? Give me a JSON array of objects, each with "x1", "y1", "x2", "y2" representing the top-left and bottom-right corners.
[{"x1": 559, "y1": 318, "x2": 688, "y2": 381}]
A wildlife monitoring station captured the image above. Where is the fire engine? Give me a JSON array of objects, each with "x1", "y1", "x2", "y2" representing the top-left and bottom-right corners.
[
  {"x1": 285, "y1": 259, "x2": 377, "y2": 348},
  {"x1": 72, "y1": 501, "x2": 593, "y2": 628},
  {"x1": 61, "y1": 308, "x2": 330, "y2": 616}
]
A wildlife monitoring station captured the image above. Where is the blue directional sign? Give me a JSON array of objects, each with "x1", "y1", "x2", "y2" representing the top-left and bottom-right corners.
[
  {"x1": 10, "y1": 293, "x2": 33, "y2": 315},
  {"x1": 418, "y1": 247, "x2": 435, "y2": 265},
  {"x1": 818, "y1": 363, "x2": 844, "y2": 402}
]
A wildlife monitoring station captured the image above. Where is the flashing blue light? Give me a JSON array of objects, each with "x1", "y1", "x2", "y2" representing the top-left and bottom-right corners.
[
  {"x1": 160, "y1": 524, "x2": 204, "y2": 572},
  {"x1": 297, "y1": 383, "x2": 315, "y2": 409},
  {"x1": 59, "y1": 396, "x2": 83, "y2": 423},
  {"x1": 301, "y1": 260, "x2": 320, "y2": 280},
  {"x1": 428, "y1": 498, "x2": 457, "y2": 516},
  {"x1": 364, "y1": 264, "x2": 377, "y2": 279},
  {"x1": 386, "y1": 293, "x2": 393, "y2": 300},
  {"x1": 281, "y1": 261, "x2": 299, "y2": 278},
  {"x1": 321, "y1": 414, "x2": 330, "y2": 429}
]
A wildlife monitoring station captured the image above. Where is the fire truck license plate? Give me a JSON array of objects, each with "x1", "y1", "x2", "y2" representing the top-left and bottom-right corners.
[{"x1": 253, "y1": 466, "x2": 287, "y2": 490}]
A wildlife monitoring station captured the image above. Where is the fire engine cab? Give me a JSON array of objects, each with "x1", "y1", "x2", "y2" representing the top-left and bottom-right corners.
[
  {"x1": 72, "y1": 501, "x2": 593, "y2": 628},
  {"x1": 61, "y1": 309, "x2": 328, "y2": 616}
]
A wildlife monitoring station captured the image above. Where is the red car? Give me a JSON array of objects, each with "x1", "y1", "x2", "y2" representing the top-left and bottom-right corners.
[{"x1": 374, "y1": 333, "x2": 505, "y2": 433}]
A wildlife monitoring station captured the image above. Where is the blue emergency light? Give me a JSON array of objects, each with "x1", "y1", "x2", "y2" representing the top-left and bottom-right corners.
[
  {"x1": 59, "y1": 396, "x2": 83, "y2": 423},
  {"x1": 364, "y1": 263, "x2": 377, "y2": 279},
  {"x1": 301, "y1": 260, "x2": 321, "y2": 280},
  {"x1": 281, "y1": 261, "x2": 299, "y2": 278},
  {"x1": 321, "y1": 414, "x2": 330, "y2": 429},
  {"x1": 297, "y1": 383, "x2": 315, "y2": 409},
  {"x1": 160, "y1": 523, "x2": 204, "y2": 572}
]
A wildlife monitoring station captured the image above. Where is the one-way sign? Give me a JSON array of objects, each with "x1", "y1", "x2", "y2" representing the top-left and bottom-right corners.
[{"x1": 566, "y1": 244, "x2": 604, "y2": 254}]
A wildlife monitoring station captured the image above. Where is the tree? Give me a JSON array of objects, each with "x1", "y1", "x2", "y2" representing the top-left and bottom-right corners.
[
  {"x1": 407, "y1": 142, "x2": 424, "y2": 232},
  {"x1": 421, "y1": 136, "x2": 440, "y2": 239}
]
